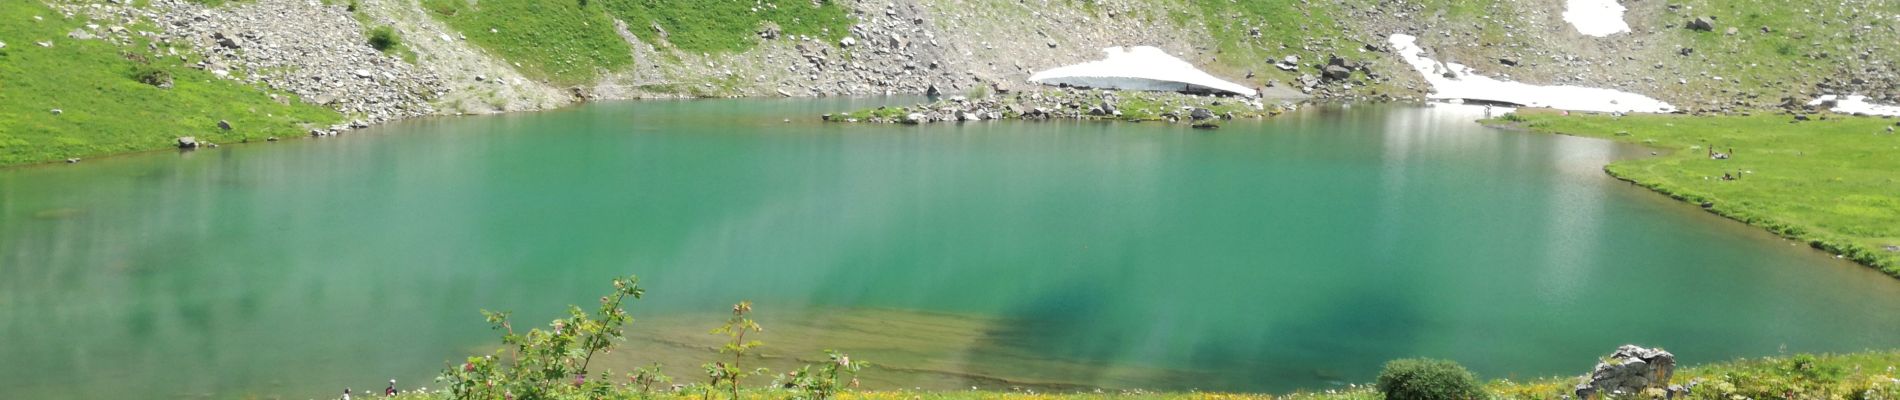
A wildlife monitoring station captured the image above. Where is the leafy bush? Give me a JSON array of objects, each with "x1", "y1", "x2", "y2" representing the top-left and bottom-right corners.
[
  {"x1": 776, "y1": 350, "x2": 864, "y2": 400},
  {"x1": 705, "y1": 301, "x2": 765, "y2": 400},
  {"x1": 439, "y1": 274, "x2": 645, "y2": 400},
  {"x1": 367, "y1": 26, "x2": 401, "y2": 52},
  {"x1": 1376, "y1": 358, "x2": 1482, "y2": 400},
  {"x1": 132, "y1": 66, "x2": 173, "y2": 88}
]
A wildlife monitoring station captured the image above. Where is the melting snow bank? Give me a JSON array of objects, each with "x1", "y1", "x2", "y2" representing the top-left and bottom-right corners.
[
  {"x1": 1562, "y1": 0, "x2": 1632, "y2": 37},
  {"x1": 1029, "y1": 46, "x2": 1257, "y2": 97},
  {"x1": 1388, "y1": 34, "x2": 1675, "y2": 113},
  {"x1": 1808, "y1": 95, "x2": 1900, "y2": 117}
]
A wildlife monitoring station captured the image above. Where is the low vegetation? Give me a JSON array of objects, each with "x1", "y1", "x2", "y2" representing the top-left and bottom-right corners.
[
  {"x1": 375, "y1": 275, "x2": 1900, "y2": 400},
  {"x1": 0, "y1": 0, "x2": 341, "y2": 166},
  {"x1": 434, "y1": 275, "x2": 864, "y2": 400},
  {"x1": 1489, "y1": 109, "x2": 1900, "y2": 276},
  {"x1": 364, "y1": 25, "x2": 417, "y2": 63},
  {"x1": 418, "y1": 0, "x2": 633, "y2": 86},
  {"x1": 600, "y1": 0, "x2": 852, "y2": 53},
  {"x1": 1374, "y1": 359, "x2": 1481, "y2": 400},
  {"x1": 1655, "y1": 0, "x2": 1900, "y2": 106},
  {"x1": 414, "y1": 0, "x2": 853, "y2": 87}
]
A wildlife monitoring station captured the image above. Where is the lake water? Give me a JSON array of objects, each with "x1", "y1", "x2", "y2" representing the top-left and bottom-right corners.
[{"x1": 2, "y1": 99, "x2": 1897, "y2": 398}]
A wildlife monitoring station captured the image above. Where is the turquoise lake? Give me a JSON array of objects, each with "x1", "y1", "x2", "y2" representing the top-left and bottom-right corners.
[{"x1": 2, "y1": 99, "x2": 1897, "y2": 398}]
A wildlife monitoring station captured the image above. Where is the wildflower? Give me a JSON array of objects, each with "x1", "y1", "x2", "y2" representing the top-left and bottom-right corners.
[{"x1": 837, "y1": 356, "x2": 850, "y2": 368}]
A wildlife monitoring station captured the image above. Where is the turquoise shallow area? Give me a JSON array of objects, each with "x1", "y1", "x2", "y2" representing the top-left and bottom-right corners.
[{"x1": 2, "y1": 99, "x2": 1896, "y2": 398}]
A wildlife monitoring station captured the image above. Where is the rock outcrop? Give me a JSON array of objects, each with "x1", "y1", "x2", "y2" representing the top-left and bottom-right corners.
[{"x1": 1575, "y1": 345, "x2": 1680, "y2": 399}]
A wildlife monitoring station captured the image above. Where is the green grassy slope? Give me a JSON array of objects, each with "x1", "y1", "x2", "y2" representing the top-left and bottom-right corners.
[
  {"x1": 414, "y1": 0, "x2": 853, "y2": 87},
  {"x1": 419, "y1": 0, "x2": 632, "y2": 86},
  {"x1": 0, "y1": 0, "x2": 341, "y2": 166},
  {"x1": 1653, "y1": 0, "x2": 1899, "y2": 105},
  {"x1": 1494, "y1": 110, "x2": 1900, "y2": 275},
  {"x1": 601, "y1": 0, "x2": 851, "y2": 53}
]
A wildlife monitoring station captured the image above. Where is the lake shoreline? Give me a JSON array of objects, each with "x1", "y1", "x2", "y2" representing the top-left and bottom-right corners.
[{"x1": 1482, "y1": 111, "x2": 1900, "y2": 278}]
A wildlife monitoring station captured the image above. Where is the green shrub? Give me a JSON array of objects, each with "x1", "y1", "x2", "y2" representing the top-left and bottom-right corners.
[
  {"x1": 131, "y1": 66, "x2": 173, "y2": 88},
  {"x1": 439, "y1": 274, "x2": 645, "y2": 400},
  {"x1": 367, "y1": 26, "x2": 400, "y2": 52},
  {"x1": 1376, "y1": 358, "x2": 1483, "y2": 400}
]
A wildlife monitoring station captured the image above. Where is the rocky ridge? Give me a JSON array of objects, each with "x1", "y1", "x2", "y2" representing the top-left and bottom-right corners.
[
  {"x1": 821, "y1": 89, "x2": 1286, "y2": 125},
  {"x1": 41, "y1": 0, "x2": 1900, "y2": 136},
  {"x1": 58, "y1": 0, "x2": 445, "y2": 133}
]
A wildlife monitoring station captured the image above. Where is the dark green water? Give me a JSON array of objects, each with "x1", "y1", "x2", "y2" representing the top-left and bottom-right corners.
[{"x1": 2, "y1": 99, "x2": 1897, "y2": 398}]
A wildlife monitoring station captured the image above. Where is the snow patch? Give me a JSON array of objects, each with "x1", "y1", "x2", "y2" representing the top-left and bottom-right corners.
[
  {"x1": 1562, "y1": 0, "x2": 1632, "y2": 36},
  {"x1": 1029, "y1": 46, "x2": 1257, "y2": 97},
  {"x1": 1808, "y1": 95, "x2": 1900, "y2": 117},
  {"x1": 1387, "y1": 34, "x2": 1675, "y2": 113}
]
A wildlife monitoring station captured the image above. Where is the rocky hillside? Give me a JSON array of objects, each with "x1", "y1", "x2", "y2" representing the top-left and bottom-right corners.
[{"x1": 3, "y1": 0, "x2": 1896, "y2": 165}]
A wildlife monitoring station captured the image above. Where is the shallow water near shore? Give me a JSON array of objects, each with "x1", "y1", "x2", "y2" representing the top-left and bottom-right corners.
[{"x1": 2, "y1": 99, "x2": 1897, "y2": 398}]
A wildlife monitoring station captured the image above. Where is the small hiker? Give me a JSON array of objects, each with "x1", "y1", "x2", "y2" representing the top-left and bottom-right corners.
[
  {"x1": 342, "y1": 388, "x2": 351, "y2": 400},
  {"x1": 386, "y1": 379, "x2": 397, "y2": 395}
]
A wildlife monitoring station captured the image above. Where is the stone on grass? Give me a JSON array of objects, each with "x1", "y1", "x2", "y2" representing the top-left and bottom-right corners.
[
  {"x1": 1576, "y1": 345, "x2": 1677, "y2": 400},
  {"x1": 1688, "y1": 17, "x2": 1715, "y2": 32}
]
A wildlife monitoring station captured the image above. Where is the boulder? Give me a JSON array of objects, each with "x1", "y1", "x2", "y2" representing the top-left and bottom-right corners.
[
  {"x1": 1323, "y1": 65, "x2": 1353, "y2": 80},
  {"x1": 1189, "y1": 108, "x2": 1215, "y2": 120},
  {"x1": 1575, "y1": 345, "x2": 1677, "y2": 400},
  {"x1": 1499, "y1": 57, "x2": 1520, "y2": 66},
  {"x1": 217, "y1": 120, "x2": 233, "y2": 131},
  {"x1": 176, "y1": 136, "x2": 200, "y2": 149},
  {"x1": 1688, "y1": 17, "x2": 1715, "y2": 32},
  {"x1": 903, "y1": 113, "x2": 926, "y2": 124},
  {"x1": 213, "y1": 31, "x2": 243, "y2": 49}
]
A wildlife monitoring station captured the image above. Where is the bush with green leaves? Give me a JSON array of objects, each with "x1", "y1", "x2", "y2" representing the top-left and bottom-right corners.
[
  {"x1": 775, "y1": 350, "x2": 864, "y2": 400},
  {"x1": 131, "y1": 66, "x2": 173, "y2": 88},
  {"x1": 1376, "y1": 358, "x2": 1483, "y2": 400},
  {"x1": 705, "y1": 301, "x2": 765, "y2": 400},
  {"x1": 439, "y1": 274, "x2": 644, "y2": 400},
  {"x1": 367, "y1": 26, "x2": 401, "y2": 52}
]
